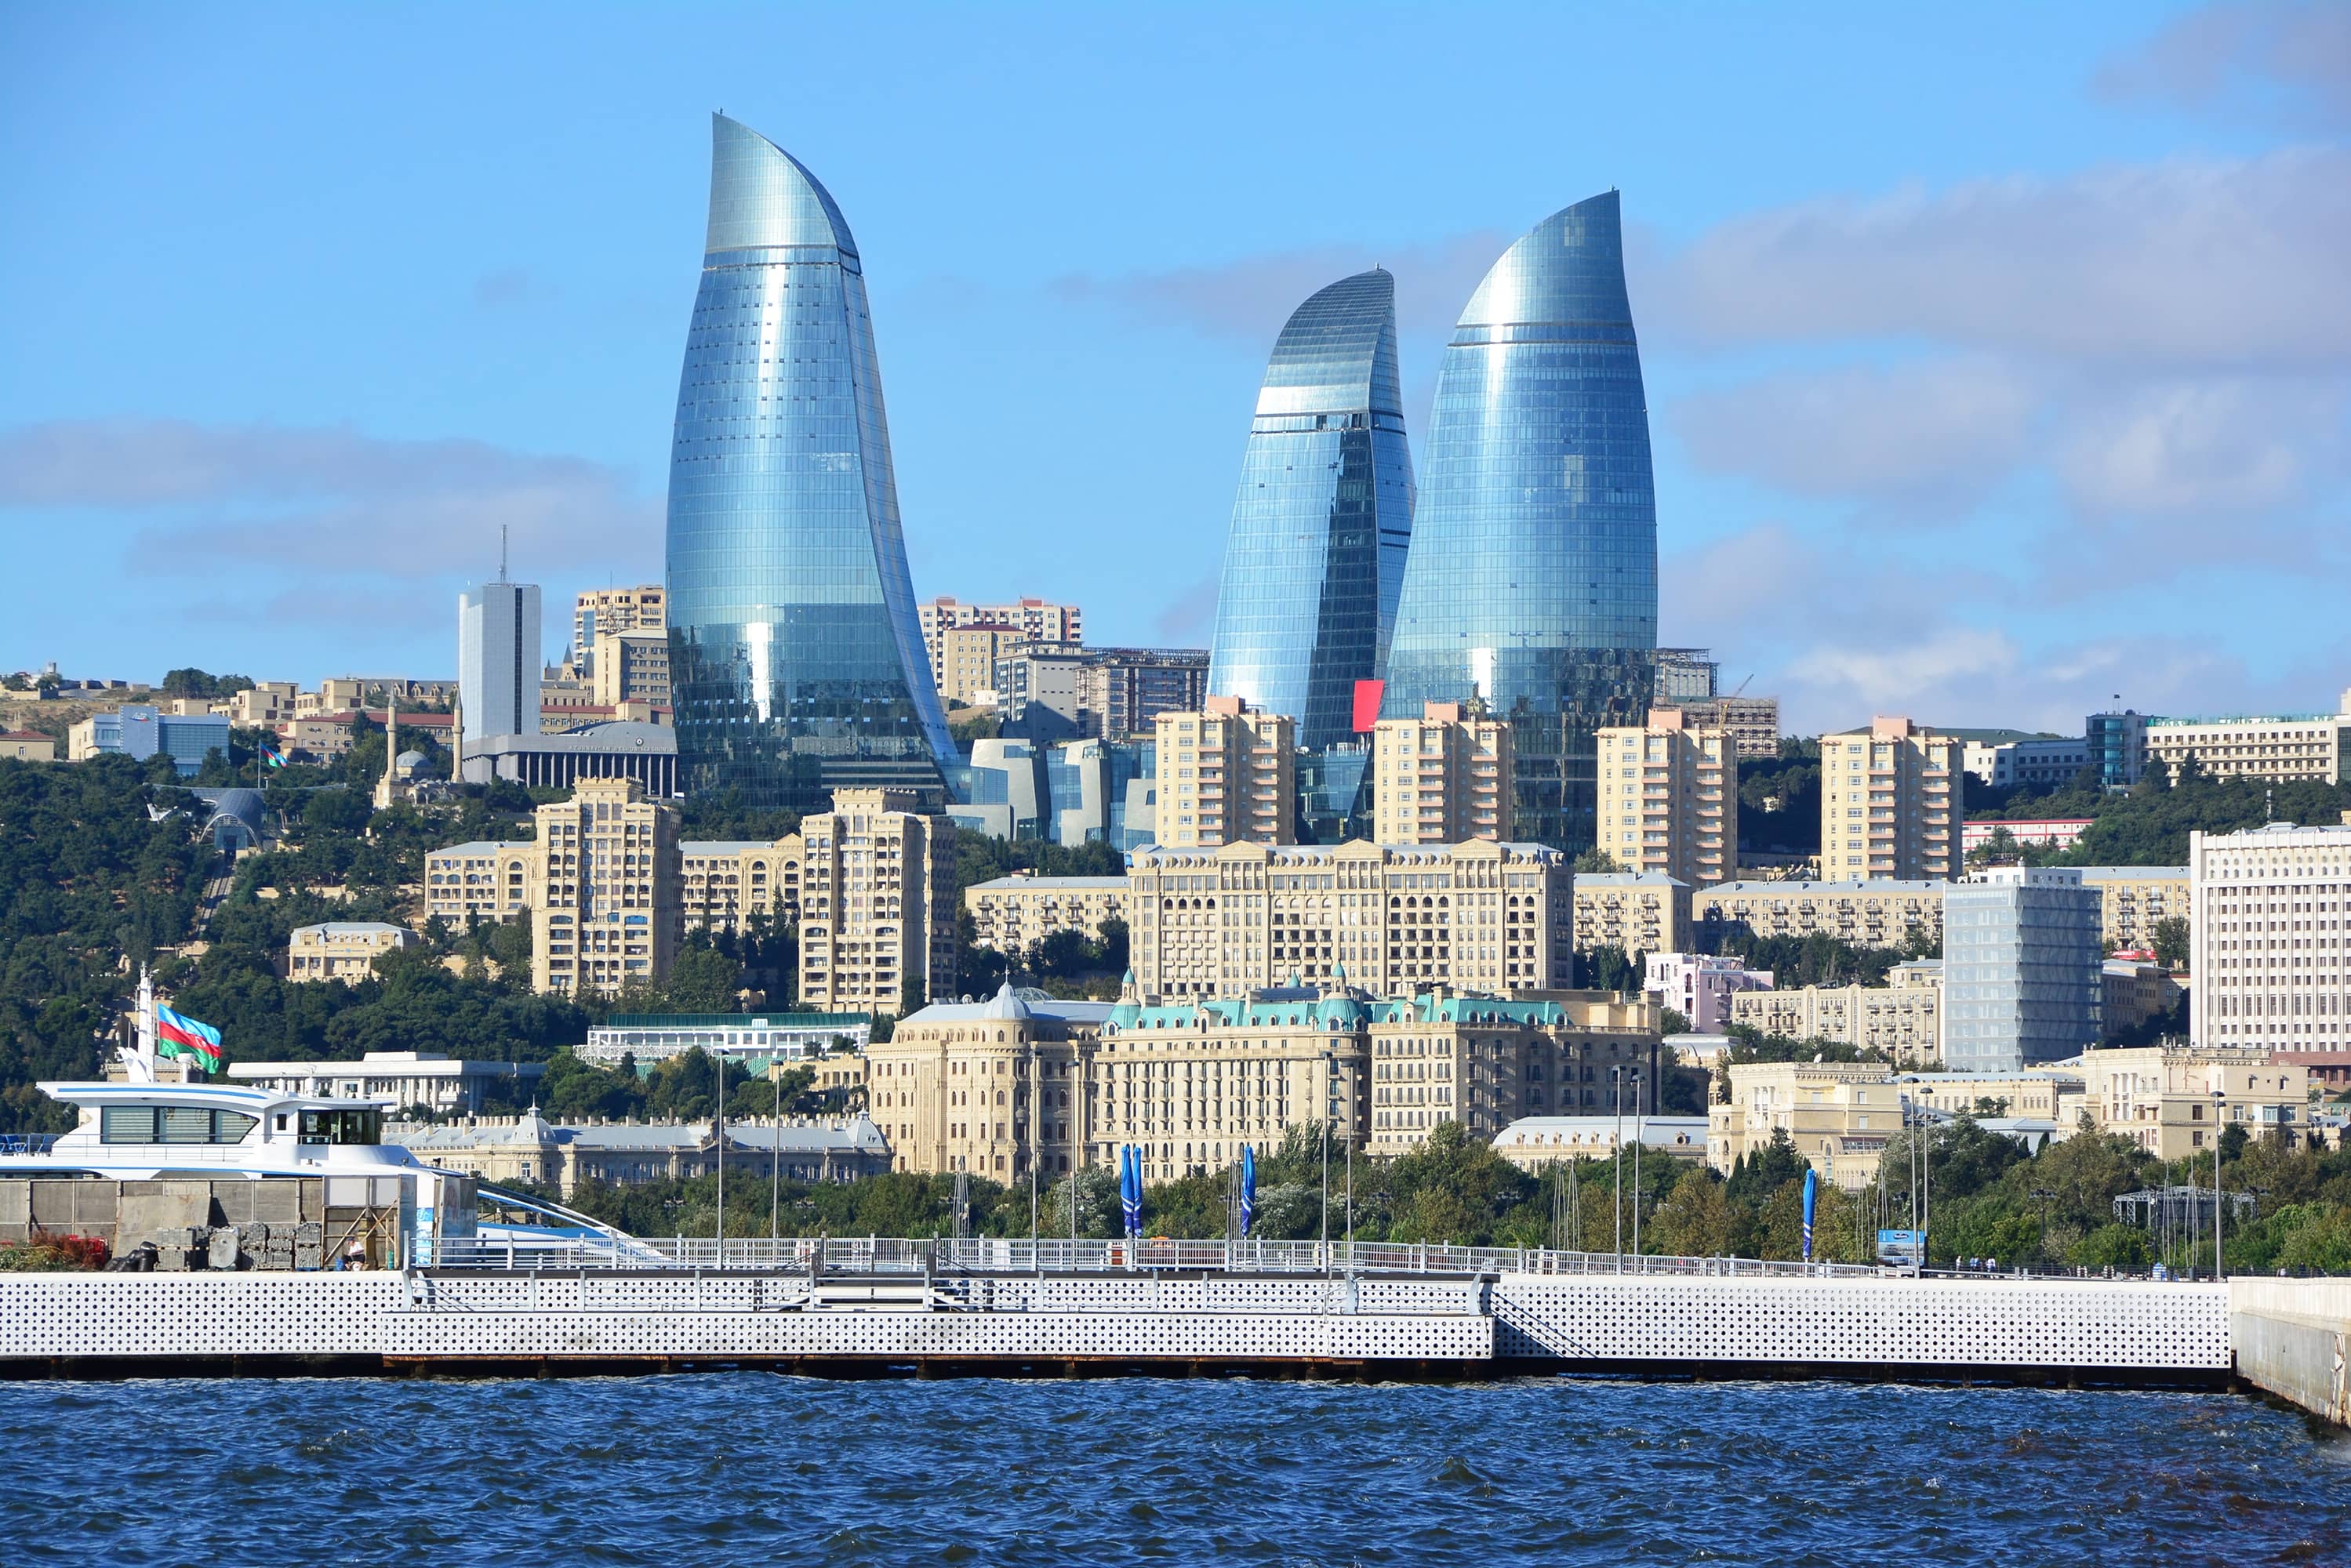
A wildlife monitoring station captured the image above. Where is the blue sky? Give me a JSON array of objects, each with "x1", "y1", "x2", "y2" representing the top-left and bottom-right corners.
[{"x1": 2, "y1": 2, "x2": 2343, "y2": 734}]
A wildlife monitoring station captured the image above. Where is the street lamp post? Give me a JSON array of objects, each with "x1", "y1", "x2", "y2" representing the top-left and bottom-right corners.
[
  {"x1": 1630, "y1": 1069, "x2": 1644, "y2": 1268},
  {"x1": 2212, "y1": 1090, "x2": 2227, "y2": 1280},
  {"x1": 1611, "y1": 1065, "x2": 1624, "y2": 1271}
]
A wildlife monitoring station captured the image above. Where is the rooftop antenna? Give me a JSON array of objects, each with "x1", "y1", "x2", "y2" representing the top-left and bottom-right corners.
[{"x1": 499, "y1": 524, "x2": 510, "y2": 585}]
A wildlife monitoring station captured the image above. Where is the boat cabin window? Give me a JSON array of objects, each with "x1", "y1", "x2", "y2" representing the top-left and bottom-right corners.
[
  {"x1": 298, "y1": 1109, "x2": 381, "y2": 1146},
  {"x1": 100, "y1": 1107, "x2": 259, "y2": 1145}
]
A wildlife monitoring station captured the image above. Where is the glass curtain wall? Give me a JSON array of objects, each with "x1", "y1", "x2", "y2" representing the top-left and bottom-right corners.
[
  {"x1": 1208, "y1": 269, "x2": 1415, "y2": 753},
  {"x1": 1380, "y1": 192, "x2": 1659, "y2": 851},
  {"x1": 664, "y1": 114, "x2": 955, "y2": 810}
]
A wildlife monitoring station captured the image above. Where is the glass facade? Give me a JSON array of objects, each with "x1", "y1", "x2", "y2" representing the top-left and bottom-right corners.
[
  {"x1": 664, "y1": 114, "x2": 955, "y2": 811},
  {"x1": 1380, "y1": 191, "x2": 1659, "y2": 851},
  {"x1": 1943, "y1": 871, "x2": 2104, "y2": 1073},
  {"x1": 1208, "y1": 270, "x2": 1415, "y2": 753}
]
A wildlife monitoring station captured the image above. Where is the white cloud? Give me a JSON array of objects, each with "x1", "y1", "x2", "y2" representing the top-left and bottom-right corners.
[
  {"x1": 2095, "y1": 2, "x2": 2351, "y2": 130},
  {"x1": 2053, "y1": 376, "x2": 2347, "y2": 518}
]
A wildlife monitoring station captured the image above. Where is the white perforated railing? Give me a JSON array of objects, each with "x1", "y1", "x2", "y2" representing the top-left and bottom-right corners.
[{"x1": 430, "y1": 1234, "x2": 1884, "y2": 1279}]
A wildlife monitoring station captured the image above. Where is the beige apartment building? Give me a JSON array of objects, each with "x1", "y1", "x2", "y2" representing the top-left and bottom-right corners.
[
  {"x1": 2190, "y1": 820, "x2": 2351, "y2": 1081},
  {"x1": 919, "y1": 596, "x2": 1082, "y2": 688},
  {"x1": 1692, "y1": 878, "x2": 1947, "y2": 948},
  {"x1": 963, "y1": 875, "x2": 1128, "y2": 955},
  {"x1": 1364, "y1": 991, "x2": 1662, "y2": 1154},
  {"x1": 296, "y1": 678, "x2": 366, "y2": 719},
  {"x1": 526, "y1": 777, "x2": 682, "y2": 996},
  {"x1": 797, "y1": 788, "x2": 957, "y2": 1016},
  {"x1": 0, "y1": 730, "x2": 56, "y2": 762},
  {"x1": 1819, "y1": 716, "x2": 1963, "y2": 881},
  {"x1": 227, "y1": 683, "x2": 299, "y2": 725},
  {"x1": 1670, "y1": 694, "x2": 1780, "y2": 760},
  {"x1": 572, "y1": 586, "x2": 667, "y2": 670},
  {"x1": 2076, "y1": 1045, "x2": 2310, "y2": 1158},
  {"x1": 1710, "y1": 1060, "x2": 1907, "y2": 1188},
  {"x1": 1153, "y1": 696, "x2": 1295, "y2": 848},
  {"x1": 1896, "y1": 1068, "x2": 2080, "y2": 1122},
  {"x1": 1572, "y1": 872, "x2": 1693, "y2": 956},
  {"x1": 590, "y1": 631, "x2": 671, "y2": 707},
  {"x1": 1729, "y1": 965, "x2": 1944, "y2": 1066},
  {"x1": 1128, "y1": 838, "x2": 1572, "y2": 1001},
  {"x1": 1595, "y1": 707, "x2": 1739, "y2": 887},
  {"x1": 1371, "y1": 702, "x2": 1513, "y2": 846},
  {"x1": 679, "y1": 837, "x2": 803, "y2": 934},
  {"x1": 2146, "y1": 693, "x2": 2351, "y2": 786},
  {"x1": 2077, "y1": 866, "x2": 2191, "y2": 951},
  {"x1": 285, "y1": 921, "x2": 416, "y2": 982},
  {"x1": 936, "y1": 623, "x2": 1028, "y2": 706},
  {"x1": 865, "y1": 985, "x2": 1096, "y2": 1180}
]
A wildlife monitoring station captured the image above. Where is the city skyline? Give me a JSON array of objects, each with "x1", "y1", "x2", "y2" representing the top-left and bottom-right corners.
[{"x1": 1, "y1": 4, "x2": 2343, "y2": 737}]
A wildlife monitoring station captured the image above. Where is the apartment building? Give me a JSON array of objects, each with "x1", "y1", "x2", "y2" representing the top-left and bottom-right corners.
[
  {"x1": 1895, "y1": 1068, "x2": 2079, "y2": 1122},
  {"x1": 524, "y1": 776, "x2": 682, "y2": 996},
  {"x1": 590, "y1": 631, "x2": 671, "y2": 707},
  {"x1": 797, "y1": 787, "x2": 957, "y2": 1016},
  {"x1": 678, "y1": 837, "x2": 802, "y2": 935},
  {"x1": 285, "y1": 921, "x2": 416, "y2": 983},
  {"x1": 937, "y1": 623, "x2": 1028, "y2": 706},
  {"x1": 1152, "y1": 696, "x2": 1295, "y2": 848},
  {"x1": 1669, "y1": 694, "x2": 1780, "y2": 760},
  {"x1": 1692, "y1": 878, "x2": 1947, "y2": 948},
  {"x1": 1819, "y1": 717, "x2": 1963, "y2": 880},
  {"x1": 1709, "y1": 1060, "x2": 1907, "y2": 1189},
  {"x1": 864, "y1": 983, "x2": 1098, "y2": 1180},
  {"x1": 571, "y1": 585, "x2": 667, "y2": 672},
  {"x1": 962, "y1": 875, "x2": 1128, "y2": 955},
  {"x1": 1371, "y1": 702, "x2": 1513, "y2": 846},
  {"x1": 1368, "y1": 991, "x2": 1662, "y2": 1153},
  {"x1": 2077, "y1": 1046, "x2": 2310, "y2": 1158},
  {"x1": 2146, "y1": 693, "x2": 2351, "y2": 786},
  {"x1": 1595, "y1": 707, "x2": 1739, "y2": 887},
  {"x1": 919, "y1": 596, "x2": 1082, "y2": 687},
  {"x1": 1943, "y1": 867, "x2": 2103, "y2": 1073},
  {"x1": 1644, "y1": 953, "x2": 1774, "y2": 1033},
  {"x1": 1127, "y1": 838, "x2": 1572, "y2": 1000},
  {"x1": 2104, "y1": 958, "x2": 2186, "y2": 1039},
  {"x1": 2191, "y1": 820, "x2": 2351, "y2": 1082},
  {"x1": 2077, "y1": 866, "x2": 2192, "y2": 950},
  {"x1": 1731, "y1": 969, "x2": 1944, "y2": 1067},
  {"x1": 1572, "y1": 872, "x2": 1693, "y2": 956}
]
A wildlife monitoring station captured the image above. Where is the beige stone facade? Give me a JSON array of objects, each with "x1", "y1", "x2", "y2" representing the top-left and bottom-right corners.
[
  {"x1": 1596, "y1": 707, "x2": 1739, "y2": 887},
  {"x1": 1153, "y1": 696, "x2": 1295, "y2": 848},
  {"x1": 2191, "y1": 821, "x2": 2351, "y2": 1081},
  {"x1": 1710, "y1": 1061, "x2": 1906, "y2": 1189},
  {"x1": 590, "y1": 631, "x2": 671, "y2": 707},
  {"x1": 423, "y1": 839, "x2": 541, "y2": 924},
  {"x1": 2146, "y1": 695, "x2": 2351, "y2": 786},
  {"x1": 797, "y1": 788, "x2": 957, "y2": 1016},
  {"x1": 1128, "y1": 838, "x2": 1572, "y2": 1000},
  {"x1": 679, "y1": 837, "x2": 802, "y2": 935},
  {"x1": 1896, "y1": 1069, "x2": 2080, "y2": 1122},
  {"x1": 865, "y1": 986, "x2": 1095, "y2": 1179},
  {"x1": 1692, "y1": 878, "x2": 1947, "y2": 948},
  {"x1": 2078, "y1": 866, "x2": 2192, "y2": 950},
  {"x1": 0, "y1": 730, "x2": 56, "y2": 762},
  {"x1": 1819, "y1": 717, "x2": 1963, "y2": 881},
  {"x1": 571, "y1": 586, "x2": 666, "y2": 669},
  {"x1": 1572, "y1": 872, "x2": 1692, "y2": 956},
  {"x1": 963, "y1": 875, "x2": 1128, "y2": 954},
  {"x1": 1364, "y1": 993, "x2": 1662, "y2": 1154},
  {"x1": 936, "y1": 623, "x2": 1028, "y2": 706},
  {"x1": 1729, "y1": 975, "x2": 1944, "y2": 1066},
  {"x1": 920, "y1": 597, "x2": 1081, "y2": 690},
  {"x1": 2076, "y1": 1045, "x2": 2310, "y2": 1158},
  {"x1": 526, "y1": 777, "x2": 681, "y2": 996},
  {"x1": 1371, "y1": 702, "x2": 1513, "y2": 846},
  {"x1": 286, "y1": 921, "x2": 416, "y2": 982}
]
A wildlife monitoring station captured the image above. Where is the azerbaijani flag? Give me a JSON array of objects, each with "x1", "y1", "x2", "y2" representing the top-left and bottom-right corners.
[
  {"x1": 154, "y1": 1003, "x2": 223, "y2": 1073},
  {"x1": 260, "y1": 742, "x2": 286, "y2": 769}
]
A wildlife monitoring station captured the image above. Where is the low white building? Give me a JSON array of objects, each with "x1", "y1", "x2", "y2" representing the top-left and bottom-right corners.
[
  {"x1": 1491, "y1": 1115, "x2": 1710, "y2": 1171},
  {"x1": 225, "y1": 1051, "x2": 545, "y2": 1116},
  {"x1": 580, "y1": 1011, "x2": 874, "y2": 1069}
]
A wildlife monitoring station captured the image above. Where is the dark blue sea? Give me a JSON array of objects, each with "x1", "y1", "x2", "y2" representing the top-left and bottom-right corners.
[{"x1": 5, "y1": 1375, "x2": 2342, "y2": 1565}]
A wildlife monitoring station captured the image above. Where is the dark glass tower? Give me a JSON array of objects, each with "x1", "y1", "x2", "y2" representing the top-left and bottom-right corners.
[
  {"x1": 664, "y1": 114, "x2": 954, "y2": 810},
  {"x1": 1208, "y1": 269, "x2": 1415, "y2": 752},
  {"x1": 1379, "y1": 192, "x2": 1659, "y2": 851}
]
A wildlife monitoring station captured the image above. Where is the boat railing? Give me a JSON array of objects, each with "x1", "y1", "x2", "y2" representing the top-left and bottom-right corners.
[
  {"x1": 428, "y1": 1234, "x2": 1884, "y2": 1279},
  {"x1": 0, "y1": 1134, "x2": 60, "y2": 1156}
]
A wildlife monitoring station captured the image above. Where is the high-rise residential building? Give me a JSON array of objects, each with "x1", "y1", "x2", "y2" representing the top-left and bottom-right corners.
[
  {"x1": 796, "y1": 788, "x2": 956, "y2": 1016},
  {"x1": 918, "y1": 597, "x2": 1081, "y2": 686},
  {"x1": 458, "y1": 580, "x2": 543, "y2": 745},
  {"x1": 1818, "y1": 717, "x2": 1963, "y2": 881},
  {"x1": 1595, "y1": 708, "x2": 1738, "y2": 887},
  {"x1": 590, "y1": 632, "x2": 672, "y2": 708},
  {"x1": 1088, "y1": 648, "x2": 1209, "y2": 739},
  {"x1": 1571, "y1": 871, "x2": 1692, "y2": 956},
  {"x1": 1371, "y1": 701, "x2": 1513, "y2": 846},
  {"x1": 1128, "y1": 838, "x2": 1572, "y2": 1000},
  {"x1": 1152, "y1": 696, "x2": 1295, "y2": 848},
  {"x1": 663, "y1": 114, "x2": 954, "y2": 811},
  {"x1": 1942, "y1": 867, "x2": 2102, "y2": 1073},
  {"x1": 2143, "y1": 691, "x2": 2351, "y2": 787},
  {"x1": 1670, "y1": 695, "x2": 1780, "y2": 760},
  {"x1": 1207, "y1": 269, "x2": 1415, "y2": 753},
  {"x1": 526, "y1": 776, "x2": 683, "y2": 996},
  {"x1": 571, "y1": 586, "x2": 667, "y2": 673},
  {"x1": 2086, "y1": 709, "x2": 2151, "y2": 790},
  {"x1": 937, "y1": 623, "x2": 1027, "y2": 707},
  {"x1": 1380, "y1": 192, "x2": 1659, "y2": 853},
  {"x1": 1654, "y1": 649, "x2": 1717, "y2": 704},
  {"x1": 2192, "y1": 820, "x2": 2351, "y2": 1083}
]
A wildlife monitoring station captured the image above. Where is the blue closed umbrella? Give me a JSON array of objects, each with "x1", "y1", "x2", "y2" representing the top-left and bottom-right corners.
[
  {"x1": 1239, "y1": 1145, "x2": 1256, "y2": 1235},
  {"x1": 1121, "y1": 1146, "x2": 1143, "y2": 1238},
  {"x1": 1801, "y1": 1167, "x2": 1818, "y2": 1262}
]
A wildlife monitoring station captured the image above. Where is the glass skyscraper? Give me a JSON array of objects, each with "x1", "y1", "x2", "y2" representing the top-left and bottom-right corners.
[
  {"x1": 1208, "y1": 269, "x2": 1415, "y2": 753},
  {"x1": 1379, "y1": 191, "x2": 1659, "y2": 851},
  {"x1": 664, "y1": 114, "x2": 955, "y2": 810}
]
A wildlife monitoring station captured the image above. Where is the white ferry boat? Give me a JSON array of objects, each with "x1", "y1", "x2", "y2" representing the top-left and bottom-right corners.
[{"x1": 0, "y1": 971, "x2": 621, "y2": 1264}]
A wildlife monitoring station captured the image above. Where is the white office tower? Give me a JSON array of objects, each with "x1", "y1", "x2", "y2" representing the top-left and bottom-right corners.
[{"x1": 459, "y1": 580, "x2": 543, "y2": 745}]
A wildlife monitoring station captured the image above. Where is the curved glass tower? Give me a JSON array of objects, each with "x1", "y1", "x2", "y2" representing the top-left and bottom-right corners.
[
  {"x1": 1208, "y1": 270, "x2": 1415, "y2": 753},
  {"x1": 665, "y1": 114, "x2": 954, "y2": 810},
  {"x1": 1380, "y1": 191, "x2": 1658, "y2": 851}
]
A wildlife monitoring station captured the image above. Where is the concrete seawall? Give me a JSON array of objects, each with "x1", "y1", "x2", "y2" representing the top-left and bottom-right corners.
[{"x1": 2230, "y1": 1279, "x2": 2351, "y2": 1426}]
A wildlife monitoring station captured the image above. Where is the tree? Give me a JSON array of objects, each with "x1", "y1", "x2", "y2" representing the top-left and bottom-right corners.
[
  {"x1": 1573, "y1": 848, "x2": 1622, "y2": 874},
  {"x1": 2150, "y1": 916, "x2": 2190, "y2": 970},
  {"x1": 1652, "y1": 1167, "x2": 1736, "y2": 1257}
]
